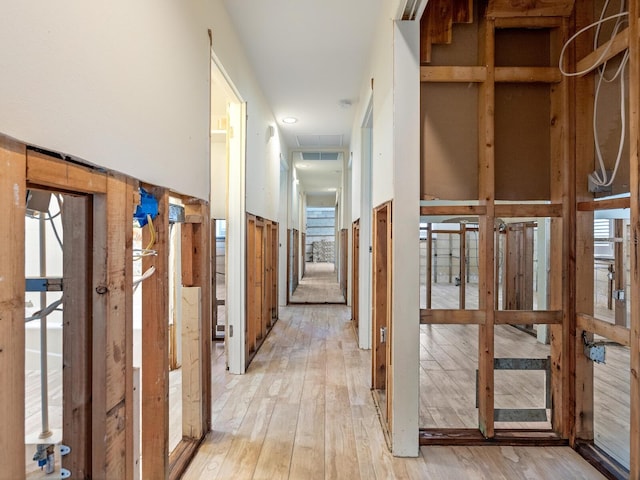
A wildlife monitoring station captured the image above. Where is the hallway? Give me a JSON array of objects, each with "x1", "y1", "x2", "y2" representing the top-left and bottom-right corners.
[
  {"x1": 183, "y1": 305, "x2": 604, "y2": 480},
  {"x1": 289, "y1": 262, "x2": 345, "y2": 304}
]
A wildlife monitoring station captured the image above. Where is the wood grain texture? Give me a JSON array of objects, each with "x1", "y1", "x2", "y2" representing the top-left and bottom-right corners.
[
  {"x1": 486, "y1": 0, "x2": 575, "y2": 18},
  {"x1": 183, "y1": 305, "x2": 605, "y2": 479},
  {"x1": 92, "y1": 173, "x2": 135, "y2": 479},
  {"x1": 0, "y1": 135, "x2": 26, "y2": 479},
  {"x1": 62, "y1": 195, "x2": 92, "y2": 478},
  {"x1": 141, "y1": 187, "x2": 169, "y2": 480}
]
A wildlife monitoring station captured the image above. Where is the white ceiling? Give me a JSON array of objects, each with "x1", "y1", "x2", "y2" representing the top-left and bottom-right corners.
[{"x1": 223, "y1": 0, "x2": 384, "y2": 203}]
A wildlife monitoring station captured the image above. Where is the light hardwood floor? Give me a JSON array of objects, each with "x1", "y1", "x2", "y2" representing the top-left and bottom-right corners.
[
  {"x1": 184, "y1": 305, "x2": 605, "y2": 479},
  {"x1": 289, "y1": 262, "x2": 345, "y2": 304}
]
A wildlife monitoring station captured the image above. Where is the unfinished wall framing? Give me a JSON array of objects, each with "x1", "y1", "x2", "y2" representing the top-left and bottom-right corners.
[
  {"x1": 0, "y1": 134, "x2": 211, "y2": 479},
  {"x1": 419, "y1": 0, "x2": 573, "y2": 445},
  {"x1": 352, "y1": 220, "x2": 360, "y2": 333},
  {"x1": 420, "y1": 0, "x2": 640, "y2": 477},
  {"x1": 372, "y1": 201, "x2": 393, "y2": 434},
  {"x1": 245, "y1": 213, "x2": 279, "y2": 369}
]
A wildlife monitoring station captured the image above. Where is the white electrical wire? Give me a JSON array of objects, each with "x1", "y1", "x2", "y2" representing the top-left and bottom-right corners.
[
  {"x1": 558, "y1": 1, "x2": 629, "y2": 189},
  {"x1": 133, "y1": 266, "x2": 156, "y2": 292},
  {"x1": 25, "y1": 298, "x2": 63, "y2": 323}
]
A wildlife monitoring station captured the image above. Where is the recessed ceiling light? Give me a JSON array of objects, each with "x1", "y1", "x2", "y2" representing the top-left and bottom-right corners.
[{"x1": 282, "y1": 117, "x2": 298, "y2": 124}]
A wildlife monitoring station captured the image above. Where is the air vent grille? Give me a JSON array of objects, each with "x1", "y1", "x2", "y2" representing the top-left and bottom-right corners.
[{"x1": 301, "y1": 152, "x2": 341, "y2": 161}]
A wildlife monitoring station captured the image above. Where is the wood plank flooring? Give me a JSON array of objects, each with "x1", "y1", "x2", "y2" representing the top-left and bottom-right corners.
[
  {"x1": 185, "y1": 305, "x2": 605, "y2": 479},
  {"x1": 289, "y1": 262, "x2": 345, "y2": 304}
]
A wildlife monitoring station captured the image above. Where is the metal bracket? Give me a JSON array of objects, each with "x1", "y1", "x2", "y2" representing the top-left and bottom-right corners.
[
  {"x1": 476, "y1": 357, "x2": 551, "y2": 423},
  {"x1": 582, "y1": 332, "x2": 606, "y2": 364}
]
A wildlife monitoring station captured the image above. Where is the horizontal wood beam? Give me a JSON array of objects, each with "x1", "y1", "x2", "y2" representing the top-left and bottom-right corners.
[
  {"x1": 495, "y1": 67, "x2": 561, "y2": 83},
  {"x1": 576, "y1": 313, "x2": 630, "y2": 346},
  {"x1": 494, "y1": 16, "x2": 564, "y2": 28},
  {"x1": 576, "y1": 27, "x2": 629, "y2": 77},
  {"x1": 420, "y1": 309, "x2": 485, "y2": 324},
  {"x1": 421, "y1": 66, "x2": 561, "y2": 84},
  {"x1": 577, "y1": 196, "x2": 630, "y2": 211},
  {"x1": 27, "y1": 149, "x2": 107, "y2": 193},
  {"x1": 486, "y1": 0, "x2": 575, "y2": 18},
  {"x1": 495, "y1": 203, "x2": 563, "y2": 218},
  {"x1": 420, "y1": 205, "x2": 487, "y2": 216},
  {"x1": 421, "y1": 66, "x2": 487, "y2": 82},
  {"x1": 494, "y1": 310, "x2": 563, "y2": 325}
]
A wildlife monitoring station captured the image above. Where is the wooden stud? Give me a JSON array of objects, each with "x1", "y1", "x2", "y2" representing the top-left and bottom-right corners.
[
  {"x1": 460, "y1": 224, "x2": 466, "y2": 309},
  {"x1": 576, "y1": 27, "x2": 630, "y2": 77},
  {"x1": 573, "y1": 0, "x2": 595, "y2": 447},
  {"x1": 577, "y1": 196, "x2": 630, "y2": 211},
  {"x1": 477, "y1": 16, "x2": 496, "y2": 439},
  {"x1": 494, "y1": 67, "x2": 562, "y2": 83},
  {"x1": 426, "y1": 225, "x2": 432, "y2": 310},
  {"x1": 494, "y1": 310, "x2": 563, "y2": 325},
  {"x1": 614, "y1": 219, "x2": 626, "y2": 327},
  {"x1": 141, "y1": 187, "x2": 169, "y2": 480},
  {"x1": 62, "y1": 194, "x2": 93, "y2": 478},
  {"x1": 27, "y1": 148, "x2": 107, "y2": 194},
  {"x1": 0, "y1": 135, "x2": 26, "y2": 478},
  {"x1": 576, "y1": 314, "x2": 630, "y2": 347},
  {"x1": 420, "y1": 309, "x2": 485, "y2": 324},
  {"x1": 486, "y1": 0, "x2": 575, "y2": 18},
  {"x1": 92, "y1": 173, "x2": 135, "y2": 479},
  {"x1": 421, "y1": 66, "x2": 488, "y2": 82},
  {"x1": 181, "y1": 287, "x2": 203, "y2": 438},
  {"x1": 549, "y1": 16, "x2": 574, "y2": 440},
  {"x1": 628, "y1": 0, "x2": 640, "y2": 476},
  {"x1": 420, "y1": 205, "x2": 487, "y2": 216}
]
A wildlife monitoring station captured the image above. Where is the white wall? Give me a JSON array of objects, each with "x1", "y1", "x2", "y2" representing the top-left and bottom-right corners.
[
  {"x1": 0, "y1": 0, "x2": 285, "y2": 213},
  {"x1": 0, "y1": 1, "x2": 211, "y2": 199},
  {"x1": 348, "y1": 0, "x2": 420, "y2": 457}
]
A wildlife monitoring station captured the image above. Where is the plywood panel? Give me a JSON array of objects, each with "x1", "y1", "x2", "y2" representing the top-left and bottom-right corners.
[
  {"x1": 421, "y1": 83, "x2": 479, "y2": 200},
  {"x1": 495, "y1": 83, "x2": 551, "y2": 200}
]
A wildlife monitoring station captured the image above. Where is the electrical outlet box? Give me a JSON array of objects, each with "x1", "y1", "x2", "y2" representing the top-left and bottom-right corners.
[
  {"x1": 584, "y1": 343, "x2": 606, "y2": 364},
  {"x1": 588, "y1": 171, "x2": 613, "y2": 193}
]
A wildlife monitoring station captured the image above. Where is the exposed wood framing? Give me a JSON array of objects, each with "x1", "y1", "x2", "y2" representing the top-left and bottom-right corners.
[
  {"x1": 576, "y1": 314, "x2": 630, "y2": 347},
  {"x1": 486, "y1": 0, "x2": 575, "y2": 18},
  {"x1": 62, "y1": 194, "x2": 93, "y2": 478},
  {"x1": 477, "y1": 16, "x2": 496, "y2": 439},
  {"x1": 372, "y1": 201, "x2": 393, "y2": 432},
  {"x1": 577, "y1": 196, "x2": 630, "y2": 211},
  {"x1": 576, "y1": 27, "x2": 630, "y2": 76},
  {"x1": 420, "y1": 309, "x2": 485, "y2": 324},
  {"x1": 628, "y1": 0, "x2": 640, "y2": 476},
  {"x1": 92, "y1": 173, "x2": 136, "y2": 479},
  {"x1": 352, "y1": 221, "x2": 360, "y2": 330},
  {"x1": 27, "y1": 149, "x2": 107, "y2": 194},
  {"x1": 0, "y1": 136, "x2": 26, "y2": 478},
  {"x1": 572, "y1": 0, "x2": 595, "y2": 448},
  {"x1": 549, "y1": 16, "x2": 574, "y2": 440},
  {"x1": 245, "y1": 214, "x2": 278, "y2": 369},
  {"x1": 494, "y1": 310, "x2": 562, "y2": 325},
  {"x1": 141, "y1": 187, "x2": 170, "y2": 480},
  {"x1": 181, "y1": 287, "x2": 203, "y2": 438},
  {"x1": 420, "y1": 205, "x2": 487, "y2": 216}
]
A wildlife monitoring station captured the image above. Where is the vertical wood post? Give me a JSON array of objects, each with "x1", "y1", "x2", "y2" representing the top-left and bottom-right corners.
[
  {"x1": 628, "y1": 0, "x2": 640, "y2": 476},
  {"x1": 141, "y1": 187, "x2": 169, "y2": 480},
  {"x1": 184, "y1": 201, "x2": 211, "y2": 434},
  {"x1": 478, "y1": 16, "x2": 496, "y2": 438},
  {"x1": 62, "y1": 194, "x2": 93, "y2": 478},
  {"x1": 573, "y1": 0, "x2": 595, "y2": 445},
  {"x1": 92, "y1": 174, "x2": 135, "y2": 479},
  {"x1": 0, "y1": 136, "x2": 26, "y2": 478}
]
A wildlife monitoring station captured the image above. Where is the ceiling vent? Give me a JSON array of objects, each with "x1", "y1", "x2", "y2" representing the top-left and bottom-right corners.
[
  {"x1": 296, "y1": 134, "x2": 343, "y2": 148},
  {"x1": 301, "y1": 152, "x2": 341, "y2": 161}
]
